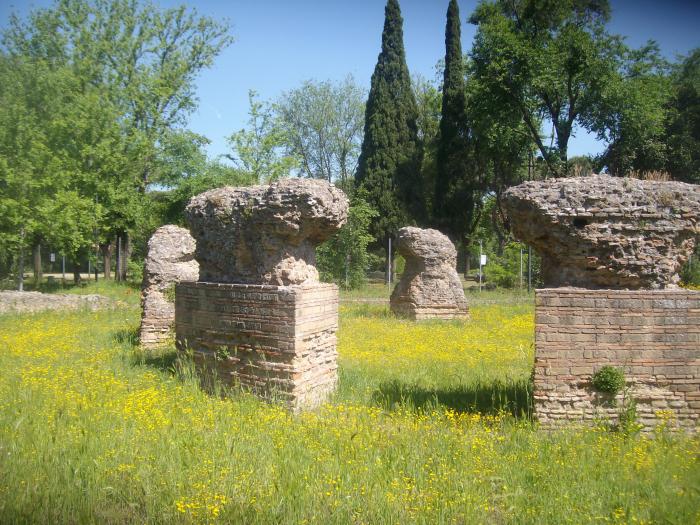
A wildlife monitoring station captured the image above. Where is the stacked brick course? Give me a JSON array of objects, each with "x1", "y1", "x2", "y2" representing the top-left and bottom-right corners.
[
  {"x1": 175, "y1": 281, "x2": 339, "y2": 410},
  {"x1": 535, "y1": 288, "x2": 700, "y2": 431}
]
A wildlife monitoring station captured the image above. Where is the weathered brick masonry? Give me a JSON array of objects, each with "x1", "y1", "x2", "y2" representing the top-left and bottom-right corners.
[
  {"x1": 535, "y1": 288, "x2": 700, "y2": 431},
  {"x1": 175, "y1": 281, "x2": 338, "y2": 411}
]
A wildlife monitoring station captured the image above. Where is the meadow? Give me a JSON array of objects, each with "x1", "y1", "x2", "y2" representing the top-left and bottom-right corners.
[{"x1": 0, "y1": 282, "x2": 698, "y2": 524}]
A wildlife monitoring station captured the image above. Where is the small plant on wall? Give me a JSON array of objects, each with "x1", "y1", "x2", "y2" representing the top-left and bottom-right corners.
[
  {"x1": 591, "y1": 365, "x2": 626, "y2": 395},
  {"x1": 591, "y1": 365, "x2": 640, "y2": 434}
]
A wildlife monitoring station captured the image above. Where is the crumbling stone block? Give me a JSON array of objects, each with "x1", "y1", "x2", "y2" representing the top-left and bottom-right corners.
[
  {"x1": 185, "y1": 178, "x2": 348, "y2": 286},
  {"x1": 504, "y1": 175, "x2": 700, "y2": 289},
  {"x1": 390, "y1": 226, "x2": 468, "y2": 320},
  {"x1": 139, "y1": 225, "x2": 199, "y2": 348}
]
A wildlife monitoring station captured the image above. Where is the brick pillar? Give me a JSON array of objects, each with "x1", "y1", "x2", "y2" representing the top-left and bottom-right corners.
[
  {"x1": 175, "y1": 282, "x2": 338, "y2": 411},
  {"x1": 534, "y1": 288, "x2": 700, "y2": 431}
]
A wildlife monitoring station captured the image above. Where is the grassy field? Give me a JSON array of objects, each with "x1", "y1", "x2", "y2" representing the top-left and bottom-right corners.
[{"x1": 0, "y1": 282, "x2": 698, "y2": 524}]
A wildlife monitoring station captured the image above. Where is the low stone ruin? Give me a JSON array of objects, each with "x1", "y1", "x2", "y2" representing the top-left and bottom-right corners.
[
  {"x1": 504, "y1": 175, "x2": 700, "y2": 289},
  {"x1": 390, "y1": 227, "x2": 468, "y2": 320},
  {"x1": 176, "y1": 179, "x2": 348, "y2": 410},
  {"x1": 139, "y1": 225, "x2": 199, "y2": 348},
  {"x1": 504, "y1": 175, "x2": 700, "y2": 431},
  {"x1": 0, "y1": 291, "x2": 114, "y2": 314}
]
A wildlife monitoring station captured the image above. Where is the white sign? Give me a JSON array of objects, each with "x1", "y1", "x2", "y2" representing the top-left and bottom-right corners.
[
  {"x1": 50, "y1": 253, "x2": 56, "y2": 262},
  {"x1": 480, "y1": 254, "x2": 487, "y2": 266}
]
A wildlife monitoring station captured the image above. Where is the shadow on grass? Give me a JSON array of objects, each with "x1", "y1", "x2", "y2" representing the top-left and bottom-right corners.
[{"x1": 371, "y1": 379, "x2": 533, "y2": 419}]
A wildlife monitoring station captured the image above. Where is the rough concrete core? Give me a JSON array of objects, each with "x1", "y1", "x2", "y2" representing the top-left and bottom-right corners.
[
  {"x1": 390, "y1": 226, "x2": 468, "y2": 320},
  {"x1": 503, "y1": 175, "x2": 700, "y2": 289},
  {"x1": 139, "y1": 225, "x2": 199, "y2": 348},
  {"x1": 185, "y1": 178, "x2": 348, "y2": 286}
]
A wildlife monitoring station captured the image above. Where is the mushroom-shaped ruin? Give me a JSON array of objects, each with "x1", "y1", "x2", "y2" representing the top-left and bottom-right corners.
[
  {"x1": 185, "y1": 178, "x2": 348, "y2": 286},
  {"x1": 176, "y1": 179, "x2": 349, "y2": 411},
  {"x1": 503, "y1": 175, "x2": 700, "y2": 289},
  {"x1": 390, "y1": 226, "x2": 468, "y2": 320}
]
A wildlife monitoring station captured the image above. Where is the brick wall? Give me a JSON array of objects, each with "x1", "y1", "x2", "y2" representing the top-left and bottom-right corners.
[
  {"x1": 535, "y1": 288, "x2": 700, "y2": 431},
  {"x1": 175, "y1": 282, "x2": 338, "y2": 411}
]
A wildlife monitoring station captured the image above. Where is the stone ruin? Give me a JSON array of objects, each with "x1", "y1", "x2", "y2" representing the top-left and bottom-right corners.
[
  {"x1": 390, "y1": 227, "x2": 468, "y2": 320},
  {"x1": 504, "y1": 175, "x2": 699, "y2": 289},
  {"x1": 139, "y1": 225, "x2": 199, "y2": 348},
  {"x1": 504, "y1": 175, "x2": 700, "y2": 431},
  {"x1": 175, "y1": 179, "x2": 348, "y2": 410}
]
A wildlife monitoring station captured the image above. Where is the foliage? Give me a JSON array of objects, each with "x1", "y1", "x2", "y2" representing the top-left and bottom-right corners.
[
  {"x1": 355, "y1": 0, "x2": 423, "y2": 242},
  {"x1": 1, "y1": 289, "x2": 698, "y2": 523},
  {"x1": 276, "y1": 77, "x2": 365, "y2": 187},
  {"x1": 596, "y1": 43, "x2": 671, "y2": 176},
  {"x1": 0, "y1": 0, "x2": 233, "y2": 283},
  {"x1": 411, "y1": 73, "x2": 442, "y2": 221},
  {"x1": 227, "y1": 91, "x2": 298, "y2": 183},
  {"x1": 591, "y1": 366, "x2": 626, "y2": 395},
  {"x1": 434, "y1": 0, "x2": 478, "y2": 244},
  {"x1": 469, "y1": 0, "x2": 667, "y2": 178},
  {"x1": 317, "y1": 198, "x2": 377, "y2": 289},
  {"x1": 680, "y1": 245, "x2": 700, "y2": 287},
  {"x1": 483, "y1": 242, "x2": 525, "y2": 288},
  {"x1": 665, "y1": 48, "x2": 700, "y2": 183}
]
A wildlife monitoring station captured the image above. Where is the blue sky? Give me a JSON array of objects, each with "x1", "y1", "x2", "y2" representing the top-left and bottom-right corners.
[{"x1": 2, "y1": 0, "x2": 699, "y2": 161}]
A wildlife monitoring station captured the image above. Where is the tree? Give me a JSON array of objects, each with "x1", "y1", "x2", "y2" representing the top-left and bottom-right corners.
[
  {"x1": 412, "y1": 73, "x2": 442, "y2": 220},
  {"x1": 317, "y1": 198, "x2": 378, "y2": 289},
  {"x1": 469, "y1": 0, "x2": 662, "y2": 177},
  {"x1": 355, "y1": 0, "x2": 422, "y2": 245},
  {"x1": 434, "y1": 0, "x2": 480, "y2": 246},
  {"x1": 277, "y1": 77, "x2": 365, "y2": 190},
  {"x1": 2, "y1": 0, "x2": 233, "y2": 281},
  {"x1": 594, "y1": 43, "x2": 670, "y2": 176},
  {"x1": 227, "y1": 91, "x2": 298, "y2": 183},
  {"x1": 665, "y1": 48, "x2": 700, "y2": 183}
]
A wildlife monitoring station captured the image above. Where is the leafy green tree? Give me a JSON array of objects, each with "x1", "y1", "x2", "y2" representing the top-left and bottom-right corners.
[
  {"x1": 412, "y1": 73, "x2": 442, "y2": 220},
  {"x1": 595, "y1": 43, "x2": 671, "y2": 176},
  {"x1": 469, "y1": 0, "x2": 664, "y2": 177},
  {"x1": 227, "y1": 91, "x2": 298, "y2": 183},
  {"x1": 2, "y1": 0, "x2": 233, "y2": 280},
  {"x1": 435, "y1": 0, "x2": 479, "y2": 244},
  {"x1": 666, "y1": 49, "x2": 700, "y2": 183},
  {"x1": 355, "y1": 0, "x2": 422, "y2": 243},
  {"x1": 317, "y1": 198, "x2": 378, "y2": 289},
  {"x1": 277, "y1": 77, "x2": 365, "y2": 189}
]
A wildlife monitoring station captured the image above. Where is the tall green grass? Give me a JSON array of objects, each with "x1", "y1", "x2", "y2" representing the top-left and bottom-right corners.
[{"x1": 0, "y1": 283, "x2": 697, "y2": 524}]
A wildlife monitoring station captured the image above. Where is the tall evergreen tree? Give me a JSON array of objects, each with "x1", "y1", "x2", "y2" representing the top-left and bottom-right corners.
[
  {"x1": 434, "y1": 0, "x2": 477, "y2": 243},
  {"x1": 355, "y1": 0, "x2": 422, "y2": 245}
]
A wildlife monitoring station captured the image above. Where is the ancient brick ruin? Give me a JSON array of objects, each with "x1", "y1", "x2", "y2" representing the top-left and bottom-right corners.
[
  {"x1": 504, "y1": 175, "x2": 700, "y2": 431},
  {"x1": 504, "y1": 175, "x2": 699, "y2": 289},
  {"x1": 139, "y1": 225, "x2": 199, "y2": 348},
  {"x1": 390, "y1": 227, "x2": 468, "y2": 320},
  {"x1": 175, "y1": 179, "x2": 348, "y2": 410}
]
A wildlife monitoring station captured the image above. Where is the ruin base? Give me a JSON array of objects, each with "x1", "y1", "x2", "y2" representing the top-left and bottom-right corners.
[
  {"x1": 534, "y1": 288, "x2": 700, "y2": 431},
  {"x1": 175, "y1": 281, "x2": 338, "y2": 411},
  {"x1": 390, "y1": 301, "x2": 469, "y2": 321}
]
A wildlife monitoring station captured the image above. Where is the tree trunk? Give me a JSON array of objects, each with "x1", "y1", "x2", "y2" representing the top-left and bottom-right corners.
[
  {"x1": 17, "y1": 227, "x2": 25, "y2": 292},
  {"x1": 116, "y1": 232, "x2": 130, "y2": 282},
  {"x1": 385, "y1": 236, "x2": 393, "y2": 285},
  {"x1": 73, "y1": 261, "x2": 82, "y2": 285},
  {"x1": 100, "y1": 243, "x2": 112, "y2": 280},
  {"x1": 33, "y1": 242, "x2": 42, "y2": 283},
  {"x1": 463, "y1": 236, "x2": 471, "y2": 278}
]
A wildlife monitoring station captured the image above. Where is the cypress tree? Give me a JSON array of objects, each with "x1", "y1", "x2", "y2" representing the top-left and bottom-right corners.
[
  {"x1": 434, "y1": 0, "x2": 476, "y2": 242},
  {"x1": 356, "y1": 0, "x2": 422, "y2": 245}
]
